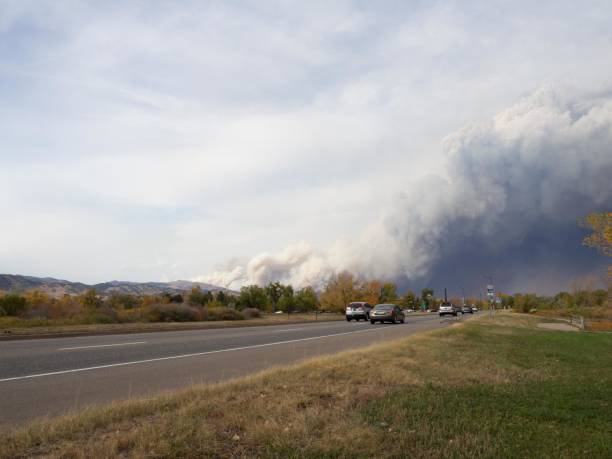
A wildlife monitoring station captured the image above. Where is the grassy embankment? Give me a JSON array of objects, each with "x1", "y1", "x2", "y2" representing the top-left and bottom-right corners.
[
  {"x1": 1, "y1": 313, "x2": 611, "y2": 458},
  {"x1": 0, "y1": 313, "x2": 344, "y2": 338}
]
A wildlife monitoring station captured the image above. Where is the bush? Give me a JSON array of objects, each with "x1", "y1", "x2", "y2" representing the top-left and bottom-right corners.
[
  {"x1": 107, "y1": 293, "x2": 139, "y2": 310},
  {"x1": 116, "y1": 308, "x2": 145, "y2": 323},
  {"x1": 86, "y1": 307, "x2": 119, "y2": 324},
  {"x1": 206, "y1": 306, "x2": 244, "y2": 321},
  {"x1": 242, "y1": 307, "x2": 262, "y2": 319},
  {"x1": 0, "y1": 294, "x2": 27, "y2": 316},
  {"x1": 148, "y1": 303, "x2": 202, "y2": 322}
]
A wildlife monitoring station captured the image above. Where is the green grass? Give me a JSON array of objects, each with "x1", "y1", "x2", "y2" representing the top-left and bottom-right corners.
[
  {"x1": 360, "y1": 327, "x2": 612, "y2": 458},
  {"x1": 2, "y1": 314, "x2": 611, "y2": 458}
]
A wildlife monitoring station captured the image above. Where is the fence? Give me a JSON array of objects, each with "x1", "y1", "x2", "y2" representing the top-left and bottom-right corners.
[{"x1": 570, "y1": 315, "x2": 585, "y2": 330}]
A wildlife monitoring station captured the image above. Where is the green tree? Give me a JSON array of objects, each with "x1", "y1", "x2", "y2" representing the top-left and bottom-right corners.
[
  {"x1": 513, "y1": 293, "x2": 539, "y2": 313},
  {"x1": 400, "y1": 289, "x2": 417, "y2": 309},
  {"x1": 170, "y1": 294, "x2": 184, "y2": 304},
  {"x1": 214, "y1": 290, "x2": 228, "y2": 305},
  {"x1": 238, "y1": 285, "x2": 269, "y2": 310},
  {"x1": 294, "y1": 286, "x2": 318, "y2": 311},
  {"x1": 266, "y1": 282, "x2": 283, "y2": 313},
  {"x1": 499, "y1": 293, "x2": 515, "y2": 309},
  {"x1": 380, "y1": 282, "x2": 398, "y2": 303},
  {"x1": 0, "y1": 294, "x2": 27, "y2": 316},
  {"x1": 421, "y1": 288, "x2": 434, "y2": 308},
  {"x1": 278, "y1": 285, "x2": 295, "y2": 313},
  {"x1": 108, "y1": 293, "x2": 138, "y2": 309},
  {"x1": 189, "y1": 287, "x2": 212, "y2": 306},
  {"x1": 81, "y1": 289, "x2": 101, "y2": 309}
]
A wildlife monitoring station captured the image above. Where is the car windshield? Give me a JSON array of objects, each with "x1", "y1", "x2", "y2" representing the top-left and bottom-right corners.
[{"x1": 348, "y1": 303, "x2": 364, "y2": 309}]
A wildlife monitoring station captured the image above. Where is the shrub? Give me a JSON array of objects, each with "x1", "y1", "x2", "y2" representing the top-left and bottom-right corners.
[
  {"x1": 107, "y1": 293, "x2": 139, "y2": 310},
  {"x1": 86, "y1": 307, "x2": 119, "y2": 324},
  {"x1": 0, "y1": 294, "x2": 27, "y2": 316},
  {"x1": 22, "y1": 307, "x2": 52, "y2": 319},
  {"x1": 116, "y1": 308, "x2": 145, "y2": 323},
  {"x1": 148, "y1": 303, "x2": 202, "y2": 322},
  {"x1": 242, "y1": 307, "x2": 262, "y2": 319},
  {"x1": 206, "y1": 306, "x2": 244, "y2": 321},
  {"x1": 189, "y1": 287, "x2": 213, "y2": 306}
]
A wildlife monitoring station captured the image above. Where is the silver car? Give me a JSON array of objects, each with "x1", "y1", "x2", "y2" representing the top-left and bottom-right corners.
[
  {"x1": 439, "y1": 303, "x2": 457, "y2": 317},
  {"x1": 345, "y1": 302, "x2": 372, "y2": 321},
  {"x1": 370, "y1": 304, "x2": 405, "y2": 324}
]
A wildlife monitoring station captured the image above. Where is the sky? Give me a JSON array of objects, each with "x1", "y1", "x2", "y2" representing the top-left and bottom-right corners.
[{"x1": 1, "y1": 1, "x2": 612, "y2": 294}]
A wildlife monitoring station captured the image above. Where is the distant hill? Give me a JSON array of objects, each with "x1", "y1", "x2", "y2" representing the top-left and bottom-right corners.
[{"x1": 0, "y1": 274, "x2": 232, "y2": 297}]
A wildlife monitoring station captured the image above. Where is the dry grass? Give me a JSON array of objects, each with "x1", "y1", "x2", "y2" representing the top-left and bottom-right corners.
[
  {"x1": 0, "y1": 313, "x2": 343, "y2": 339},
  {"x1": 1, "y1": 313, "x2": 610, "y2": 458},
  {"x1": 586, "y1": 319, "x2": 612, "y2": 331}
]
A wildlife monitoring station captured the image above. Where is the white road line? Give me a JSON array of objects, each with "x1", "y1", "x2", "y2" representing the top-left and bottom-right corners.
[
  {"x1": 58, "y1": 341, "x2": 147, "y2": 351},
  {"x1": 0, "y1": 327, "x2": 388, "y2": 383}
]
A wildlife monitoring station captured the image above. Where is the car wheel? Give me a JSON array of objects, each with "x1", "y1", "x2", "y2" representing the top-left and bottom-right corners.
[
  {"x1": 370, "y1": 319, "x2": 375, "y2": 324},
  {"x1": 453, "y1": 312, "x2": 457, "y2": 316},
  {"x1": 400, "y1": 318, "x2": 405, "y2": 324},
  {"x1": 346, "y1": 317, "x2": 351, "y2": 321}
]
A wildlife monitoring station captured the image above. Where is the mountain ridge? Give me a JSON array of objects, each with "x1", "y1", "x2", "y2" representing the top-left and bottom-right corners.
[{"x1": 0, "y1": 274, "x2": 232, "y2": 297}]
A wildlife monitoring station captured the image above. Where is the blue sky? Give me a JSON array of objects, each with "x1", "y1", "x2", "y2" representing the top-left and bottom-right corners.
[{"x1": 1, "y1": 1, "x2": 612, "y2": 292}]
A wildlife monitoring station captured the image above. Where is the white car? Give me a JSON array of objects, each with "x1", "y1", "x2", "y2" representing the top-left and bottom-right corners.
[{"x1": 439, "y1": 303, "x2": 457, "y2": 317}]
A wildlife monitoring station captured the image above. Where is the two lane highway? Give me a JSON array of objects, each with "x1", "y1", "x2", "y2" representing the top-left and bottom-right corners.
[{"x1": 0, "y1": 314, "x2": 462, "y2": 427}]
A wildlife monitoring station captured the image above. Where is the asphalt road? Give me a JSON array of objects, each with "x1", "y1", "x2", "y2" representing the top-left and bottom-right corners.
[{"x1": 0, "y1": 314, "x2": 466, "y2": 427}]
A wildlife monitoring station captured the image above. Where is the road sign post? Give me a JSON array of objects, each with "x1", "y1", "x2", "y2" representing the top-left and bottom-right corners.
[{"x1": 486, "y1": 284, "x2": 495, "y2": 318}]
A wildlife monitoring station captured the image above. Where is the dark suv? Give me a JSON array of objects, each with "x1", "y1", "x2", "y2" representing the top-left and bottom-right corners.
[{"x1": 345, "y1": 302, "x2": 372, "y2": 321}]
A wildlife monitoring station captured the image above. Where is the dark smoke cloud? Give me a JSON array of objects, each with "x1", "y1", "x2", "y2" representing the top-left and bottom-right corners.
[
  {"x1": 388, "y1": 86, "x2": 612, "y2": 294},
  {"x1": 200, "y1": 86, "x2": 612, "y2": 294}
]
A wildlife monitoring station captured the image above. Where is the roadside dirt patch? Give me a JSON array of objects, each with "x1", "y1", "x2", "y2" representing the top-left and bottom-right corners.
[{"x1": 537, "y1": 322, "x2": 579, "y2": 332}]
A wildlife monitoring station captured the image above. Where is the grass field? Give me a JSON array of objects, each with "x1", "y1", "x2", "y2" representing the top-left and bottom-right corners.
[
  {"x1": 1, "y1": 313, "x2": 610, "y2": 458},
  {"x1": 0, "y1": 313, "x2": 344, "y2": 339}
]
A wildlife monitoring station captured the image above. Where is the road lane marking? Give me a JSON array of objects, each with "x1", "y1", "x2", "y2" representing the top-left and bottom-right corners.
[
  {"x1": 0, "y1": 327, "x2": 399, "y2": 383},
  {"x1": 58, "y1": 341, "x2": 147, "y2": 351}
]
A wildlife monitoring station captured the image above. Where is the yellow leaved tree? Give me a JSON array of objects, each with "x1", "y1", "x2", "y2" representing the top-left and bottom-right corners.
[{"x1": 581, "y1": 212, "x2": 612, "y2": 278}]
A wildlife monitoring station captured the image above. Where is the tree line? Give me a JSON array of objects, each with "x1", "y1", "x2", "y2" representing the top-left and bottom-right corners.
[
  {"x1": 0, "y1": 274, "x2": 443, "y2": 325},
  {"x1": 2, "y1": 211, "x2": 609, "y2": 325}
]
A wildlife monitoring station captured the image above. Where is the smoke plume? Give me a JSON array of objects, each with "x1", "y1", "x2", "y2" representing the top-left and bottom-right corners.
[{"x1": 198, "y1": 86, "x2": 612, "y2": 293}]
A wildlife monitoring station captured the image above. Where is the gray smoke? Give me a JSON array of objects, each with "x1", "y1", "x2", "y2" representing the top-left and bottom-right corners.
[{"x1": 198, "y1": 86, "x2": 612, "y2": 294}]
